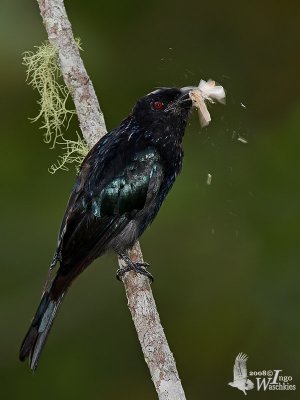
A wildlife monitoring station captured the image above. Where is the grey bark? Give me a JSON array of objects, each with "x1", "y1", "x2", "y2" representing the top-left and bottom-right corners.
[{"x1": 36, "y1": 1, "x2": 186, "y2": 398}]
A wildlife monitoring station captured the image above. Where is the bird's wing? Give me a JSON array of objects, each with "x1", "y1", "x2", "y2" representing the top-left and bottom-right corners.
[
  {"x1": 233, "y1": 353, "x2": 249, "y2": 381},
  {"x1": 53, "y1": 134, "x2": 163, "y2": 279}
]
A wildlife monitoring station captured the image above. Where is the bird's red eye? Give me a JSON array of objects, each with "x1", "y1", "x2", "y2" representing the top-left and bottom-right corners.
[{"x1": 152, "y1": 101, "x2": 165, "y2": 110}]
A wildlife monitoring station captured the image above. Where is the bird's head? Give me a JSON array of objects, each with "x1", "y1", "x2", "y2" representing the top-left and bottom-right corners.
[{"x1": 132, "y1": 87, "x2": 193, "y2": 129}]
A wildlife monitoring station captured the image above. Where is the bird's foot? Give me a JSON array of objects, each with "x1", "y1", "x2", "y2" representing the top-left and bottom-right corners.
[{"x1": 116, "y1": 259, "x2": 153, "y2": 283}]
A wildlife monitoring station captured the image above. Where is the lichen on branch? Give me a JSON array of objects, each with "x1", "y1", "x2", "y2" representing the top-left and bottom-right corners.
[
  {"x1": 23, "y1": 39, "x2": 87, "y2": 173},
  {"x1": 48, "y1": 134, "x2": 88, "y2": 174}
]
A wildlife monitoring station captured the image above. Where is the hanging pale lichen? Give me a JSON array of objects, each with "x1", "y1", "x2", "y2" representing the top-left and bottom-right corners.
[
  {"x1": 48, "y1": 134, "x2": 89, "y2": 174},
  {"x1": 23, "y1": 39, "x2": 88, "y2": 173},
  {"x1": 23, "y1": 41, "x2": 74, "y2": 146}
]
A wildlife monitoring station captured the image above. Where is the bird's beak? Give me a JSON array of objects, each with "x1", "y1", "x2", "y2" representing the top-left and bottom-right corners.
[
  {"x1": 164, "y1": 87, "x2": 194, "y2": 113},
  {"x1": 178, "y1": 86, "x2": 195, "y2": 103}
]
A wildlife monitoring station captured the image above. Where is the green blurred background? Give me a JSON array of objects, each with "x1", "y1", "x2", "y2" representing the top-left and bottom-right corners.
[{"x1": 1, "y1": 0, "x2": 300, "y2": 398}]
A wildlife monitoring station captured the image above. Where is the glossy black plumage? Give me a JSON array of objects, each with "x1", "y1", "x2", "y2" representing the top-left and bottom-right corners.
[{"x1": 20, "y1": 87, "x2": 193, "y2": 370}]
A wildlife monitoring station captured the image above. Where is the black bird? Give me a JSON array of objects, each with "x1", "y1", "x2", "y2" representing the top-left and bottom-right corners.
[{"x1": 20, "y1": 86, "x2": 193, "y2": 370}]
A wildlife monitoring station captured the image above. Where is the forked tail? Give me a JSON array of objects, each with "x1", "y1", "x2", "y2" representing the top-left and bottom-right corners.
[{"x1": 19, "y1": 283, "x2": 65, "y2": 371}]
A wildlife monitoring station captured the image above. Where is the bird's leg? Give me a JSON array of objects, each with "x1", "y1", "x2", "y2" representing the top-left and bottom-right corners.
[{"x1": 116, "y1": 252, "x2": 153, "y2": 283}]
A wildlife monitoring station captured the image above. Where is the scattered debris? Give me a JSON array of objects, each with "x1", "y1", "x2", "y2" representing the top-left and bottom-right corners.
[
  {"x1": 206, "y1": 173, "x2": 212, "y2": 185},
  {"x1": 237, "y1": 136, "x2": 248, "y2": 144}
]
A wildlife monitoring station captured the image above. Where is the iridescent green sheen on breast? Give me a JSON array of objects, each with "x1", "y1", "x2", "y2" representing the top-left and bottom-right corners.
[{"x1": 87, "y1": 147, "x2": 160, "y2": 218}]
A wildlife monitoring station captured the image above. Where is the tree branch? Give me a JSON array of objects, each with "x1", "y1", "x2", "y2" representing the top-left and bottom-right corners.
[{"x1": 36, "y1": 1, "x2": 186, "y2": 398}]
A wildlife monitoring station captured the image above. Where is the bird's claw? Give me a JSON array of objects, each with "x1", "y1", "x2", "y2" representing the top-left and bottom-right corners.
[
  {"x1": 135, "y1": 262, "x2": 150, "y2": 268},
  {"x1": 116, "y1": 261, "x2": 153, "y2": 283}
]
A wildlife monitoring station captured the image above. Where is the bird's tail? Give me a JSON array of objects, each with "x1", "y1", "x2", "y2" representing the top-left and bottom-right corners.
[{"x1": 19, "y1": 282, "x2": 65, "y2": 371}]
